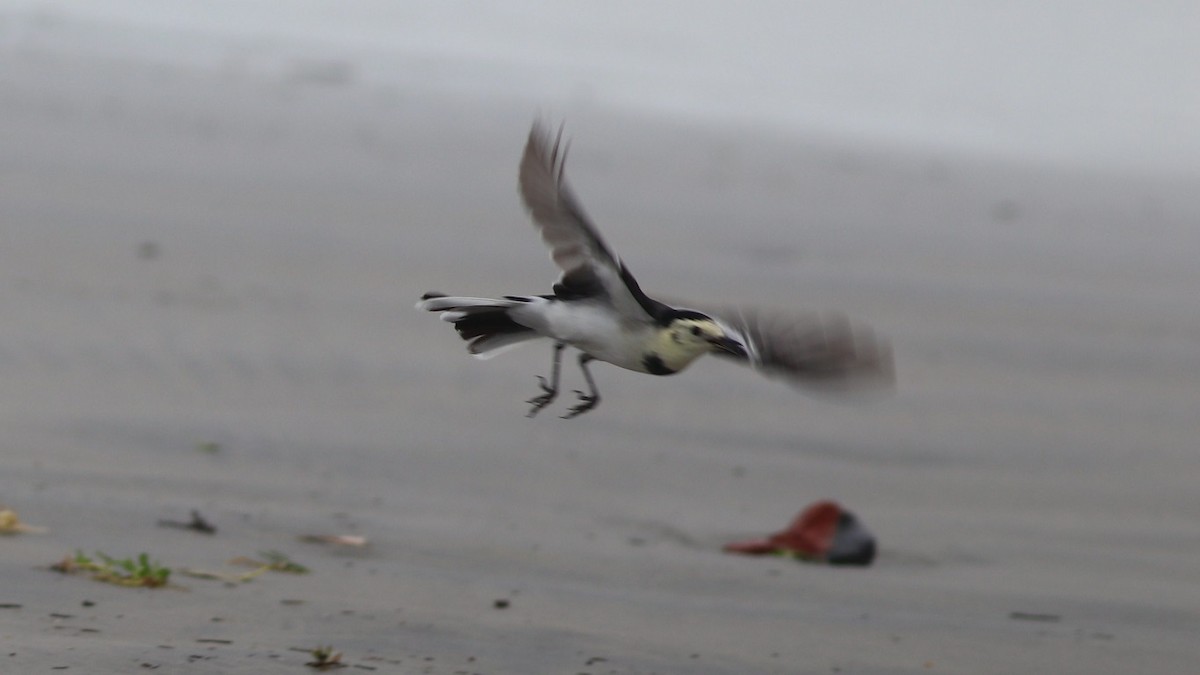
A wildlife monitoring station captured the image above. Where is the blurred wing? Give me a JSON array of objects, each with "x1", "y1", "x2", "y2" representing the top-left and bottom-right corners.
[
  {"x1": 710, "y1": 307, "x2": 894, "y2": 393},
  {"x1": 518, "y1": 122, "x2": 668, "y2": 322}
]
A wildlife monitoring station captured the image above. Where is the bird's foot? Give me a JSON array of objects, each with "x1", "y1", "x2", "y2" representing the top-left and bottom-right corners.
[
  {"x1": 561, "y1": 390, "x2": 600, "y2": 419},
  {"x1": 525, "y1": 376, "x2": 558, "y2": 418}
]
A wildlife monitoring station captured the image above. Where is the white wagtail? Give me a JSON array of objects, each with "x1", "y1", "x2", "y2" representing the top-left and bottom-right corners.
[{"x1": 419, "y1": 122, "x2": 893, "y2": 418}]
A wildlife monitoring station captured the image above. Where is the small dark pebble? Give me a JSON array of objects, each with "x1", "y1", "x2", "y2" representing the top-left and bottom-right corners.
[
  {"x1": 158, "y1": 509, "x2": 217, "y2": 535},
  {"x1": 0, "y1": 604, "x2": 21, "y2": 609},
  {"x1": 492, "y1": 599, "x2": 509, "y2": 610},
  {"x1": 1009, "y1": 611, "x2": 1061, "y2": 623},
  {"x1": 81, "y1": 600, "x2": 95, "y2": 608},
  {"x1": 137, "y1": 241, "x2": 160, "y2": 260}
]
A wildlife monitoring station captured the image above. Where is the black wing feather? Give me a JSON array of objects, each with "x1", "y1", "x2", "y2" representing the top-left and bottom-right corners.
[{"x1": 518, "y1": 122, "x2": 670, "y2": 322}]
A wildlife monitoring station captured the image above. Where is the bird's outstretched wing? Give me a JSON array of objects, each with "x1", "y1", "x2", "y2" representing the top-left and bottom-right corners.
[
  {"x1": 519, "y1": 122, "x2": 669, "y2": 322},
  {"x1": 707, "y1": 307, "x2": 894, "y2": 394}
]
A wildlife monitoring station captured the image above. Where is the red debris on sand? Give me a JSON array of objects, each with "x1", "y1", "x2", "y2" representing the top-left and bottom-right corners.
[{"x1": 724, "y1": 500, "x2": 876, "y2": 566}]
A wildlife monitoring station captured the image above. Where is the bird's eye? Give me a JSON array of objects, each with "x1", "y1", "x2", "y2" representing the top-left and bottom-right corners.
[{"x1": 690, "y1": 325, "x2": 702, "y2": 336}]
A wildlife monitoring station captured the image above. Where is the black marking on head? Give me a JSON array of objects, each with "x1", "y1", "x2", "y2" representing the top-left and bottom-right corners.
[
  {"x1": 421, "y1": 291, "x2": 447, "y2": 301},
  {"x1": 642, "y1": 353, "x2": 676, "y2": 376},
  {"x1": 664, "y1": 308, "x2": 714, "y2": 324}
]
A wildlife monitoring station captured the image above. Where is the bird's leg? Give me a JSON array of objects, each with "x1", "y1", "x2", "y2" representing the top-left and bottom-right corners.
[
  {"x1": 526, "y1": 342, "x2": 565, "y2": 417},
  {"x1": 562, "y1": 354, "x2": 601, "y2": 419}
]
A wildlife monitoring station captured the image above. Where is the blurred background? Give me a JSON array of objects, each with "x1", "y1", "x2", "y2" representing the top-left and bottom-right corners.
[
  {"x1": 4, "y1": 0, "x2": 1197, "y2": 470},
  {"x1": 7, "y1": 1, "x2": 1200, "y2": 170},
  {"x1": 2, "y1": 2, "x2": 1199, "y2": 671}
]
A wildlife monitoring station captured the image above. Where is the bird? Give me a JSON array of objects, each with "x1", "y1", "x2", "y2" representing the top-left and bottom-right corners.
[{"x1": 418, "y1": 122, "x2": 893, "y2": 418}]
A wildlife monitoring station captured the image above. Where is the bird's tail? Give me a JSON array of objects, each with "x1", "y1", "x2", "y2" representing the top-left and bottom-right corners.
[{"x1": 417, "y1": 292, "x2": 540, "y2": 358}]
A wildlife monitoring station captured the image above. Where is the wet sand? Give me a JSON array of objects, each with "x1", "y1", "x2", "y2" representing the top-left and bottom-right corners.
[{"x1": 2, "y1": 38, "x2": 1199, "y2": 674}]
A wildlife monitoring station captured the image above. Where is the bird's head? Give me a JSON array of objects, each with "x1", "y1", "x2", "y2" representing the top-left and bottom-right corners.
[
  {"x1": 648, "y1": 312, "x2": 747, "y2": 373},
  {"x1": 669, "y1": 316, "x2": 746, "y2": 356}
]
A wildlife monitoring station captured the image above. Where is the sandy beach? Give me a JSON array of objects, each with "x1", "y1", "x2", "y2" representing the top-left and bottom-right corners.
[{"x1": 3, "y1": 7, "x2": 1200, "y2": 674}]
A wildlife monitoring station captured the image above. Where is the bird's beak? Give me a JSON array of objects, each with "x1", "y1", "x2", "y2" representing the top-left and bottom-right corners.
[{"x1": 708, "y1": 335, "x2": 747, "y2": 357}]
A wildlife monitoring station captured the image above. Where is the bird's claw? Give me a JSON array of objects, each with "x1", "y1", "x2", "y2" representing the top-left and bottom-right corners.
[
  {"x1": 525, "y1": 377, "x2": 558, "y2": 417},
  {"x1": 560, "y1": 391, "x2": 600, "y2": 419}
]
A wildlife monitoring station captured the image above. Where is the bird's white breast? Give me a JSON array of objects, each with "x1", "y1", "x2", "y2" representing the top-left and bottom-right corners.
[{"x1": 509, "y1": 299, "x2": 655, "y2": 372}]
